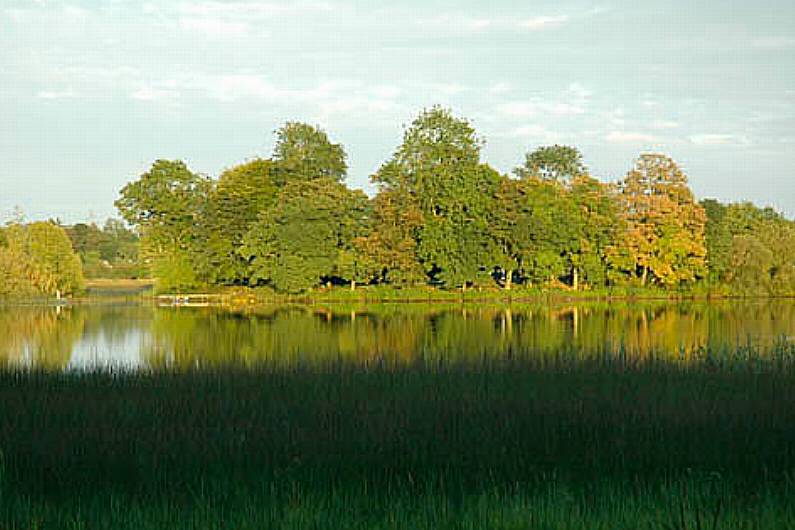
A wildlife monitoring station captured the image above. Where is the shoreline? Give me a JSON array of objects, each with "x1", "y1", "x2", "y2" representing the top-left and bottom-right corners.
[{"x1": 5, "y1": 279, "x2": 795, "y2": 307}]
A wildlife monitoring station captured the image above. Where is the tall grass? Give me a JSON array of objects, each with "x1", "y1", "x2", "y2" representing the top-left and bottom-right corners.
[{"x1": 1, "y1": 351, "x2": 794, "y2": 528}]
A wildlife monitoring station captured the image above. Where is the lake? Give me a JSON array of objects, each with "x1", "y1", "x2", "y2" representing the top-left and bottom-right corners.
[{"x1": 2, "y1": 299, "x2": 794, "y2": 371}]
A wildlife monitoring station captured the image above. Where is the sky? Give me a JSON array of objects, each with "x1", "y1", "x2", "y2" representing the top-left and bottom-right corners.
[{"x1": 1, "y1": 0, "x2": 794, "y2": 223}]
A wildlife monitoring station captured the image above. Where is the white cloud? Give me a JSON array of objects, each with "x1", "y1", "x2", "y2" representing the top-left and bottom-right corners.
[
  {"x1": 416, "y1": 12, "x2": 571, "y2": 33},
  {"x1": 497, "y1": 100, "x2": 584, "y2": 118},
  {"x1": 497, "y1": 101, "x2": 540, "y2": 118},
  {"x1": 507, "y1": 125, "x2": 548, "y2": 137},
  {"x1": 63, "y1": 5, "x2": 89, "y2": 18},
  {"x1": 495, "y1": 83, "x2": 589, "y2": 121},
  {"x1": 650, "y1": 120, "x2": 679, "y2": 130},
  {"x1": 752, "y1": 37, "x2": 795, "y2": 49},
  {"x1": 496, "y1": 124, "x2": 561, "y2": 143},
  {"x1": 208, "y1": 74, "x2": 284, "y2": 101},
  {"x1": 3, "y1": 8, "x2": 26, "y2": 23},
  {"x1": 466, "y1": 18, "x2": 492, "y2": 30},
  {"x1": 415, "y1": 15, "x2": 493, "y2": 32},
  {"x1": 369, "y1": 85, "x2": 401, "y2": 99},
  {"x1": 131, "y1": 83, "x2": 180, "y2": 101},
  {"x1": 412, "y1": 82, "x2": 469, "y2": 96},
  {"x1": 179, "y1": 17, "x2": 250, "y2": 36},
  {"x1": 606, "y1": 107, "x2": 626, "y2": 127},
  {"x1": 566, "y1": 82, "x2": 591, "y2": 102},
  {"x1": 689, "y1": 134, "x2": 749, "y2": 146},
  {"x1": 37, "y1": 89, "x2": 77, "y2": 99},
  {"x1": 518, "y1": 15, "x2": 568, "y2": 30},
  {"x1": 316, "y1": 97, "x2": 405, "y2": 124},
  {"x1": 605, "y1": 131, "x2": 658, "y2": 143},
  {"x1": 177, "y1": 2, "x2": 331, "y2": 18},
  {"x1": 489, "y1": 82, "x2": 512, "y2": 95},
  {"x1": 546, "y1": 102, "x2": 586, "y2": 116}
]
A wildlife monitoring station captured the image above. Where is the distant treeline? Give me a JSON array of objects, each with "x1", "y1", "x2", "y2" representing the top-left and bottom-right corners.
[
  {"x1": 114, "y1": 107, "x2": 795, "y2": 295},
  {"x1": 64, "y1": 219, "x2": 143, "y2": 279}
]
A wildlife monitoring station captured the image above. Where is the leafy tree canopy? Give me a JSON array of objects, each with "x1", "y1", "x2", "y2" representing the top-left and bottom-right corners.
[
  {"x1": 514, "y1": 145, "x2": 586, "y2": 185},
  {"x1": 272, "y1": 122, "x2": 348, "y2": 184}
]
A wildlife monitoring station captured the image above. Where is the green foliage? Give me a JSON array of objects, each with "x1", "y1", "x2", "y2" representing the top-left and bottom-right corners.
[
  {"x1": 65, "y1": 219, "x2": 141, "y2": 279},
  {"x1": 0, "y1": 246, "x2": 40, "y2": 297},
  {"x1": 109, "y1": 111, "x2": 792, "y2": 295},
  {"x1": 0, "y1": 222, "x2": 84, "y2": 296},
  {"x1": 372, "y1": 107, "x2": 500, "y2": 287},
  {"x1": 491, "y1": 173, "x2": 621, "y2": 290},
  {"x1": 242, "y1": 179, "x2": 370, "y2": 293},
  {"x1": 202, "y1": 159, "x2": 278, "y2": 284},
  {"x1": 272, "y1": 122, "x2": 348, "y2": 185},
  {"x1": 702, "y1": 201, "x2": 795, "y2": 295},
  {"x1": 354, "y1": 189, "x2": 426, "y2": 285},
  {"x1": 115, "y1": 160, "x2": 211, "y2": 291},
  {"x1": 514, "y1": 144, "x2": 587, "y2": 184},
  {"x1": 701, "y1": 199, "x2": 732, "y2": 285}
]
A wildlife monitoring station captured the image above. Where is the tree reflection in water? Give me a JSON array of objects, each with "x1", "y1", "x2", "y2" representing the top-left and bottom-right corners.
[{"x1": 1, "y1": 301, "x2": 794, "y2": 371}]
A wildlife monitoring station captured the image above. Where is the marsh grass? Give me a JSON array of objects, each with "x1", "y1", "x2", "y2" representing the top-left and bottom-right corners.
[{"x1": 1, "y1": 350, "x2": 795, "y2": 528}]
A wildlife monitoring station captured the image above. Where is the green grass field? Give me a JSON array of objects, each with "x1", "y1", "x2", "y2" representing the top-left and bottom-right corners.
[{"x1": 1, "y1": 354, "x2": 794, "y2": 528}]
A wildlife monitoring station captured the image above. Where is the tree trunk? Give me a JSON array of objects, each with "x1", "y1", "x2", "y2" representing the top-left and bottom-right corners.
[
  {"x1": 572, "y1": 268, "x2": 579, "y2": 291},
  {"x1": 641, "y1": 265, "x2": 648, "y2": 286},
  {"x1": 351, "y1": 280, "x2": 356, "y2": 291},
  {"x1": 504, "y1": 270, "x2": 512, "y2": 290}
]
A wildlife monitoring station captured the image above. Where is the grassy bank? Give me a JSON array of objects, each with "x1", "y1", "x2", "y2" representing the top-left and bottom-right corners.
[
  {"x1": 1, "y1": 357, "x2": 794, "y2": 528},
  {"x1": 151, "y1": 283, "x2": 795, "y2": 308}
]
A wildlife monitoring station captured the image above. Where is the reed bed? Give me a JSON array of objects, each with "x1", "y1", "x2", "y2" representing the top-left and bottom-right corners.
[{"x1": 1, "y1": 348, "x2": 794, "y2": 528}]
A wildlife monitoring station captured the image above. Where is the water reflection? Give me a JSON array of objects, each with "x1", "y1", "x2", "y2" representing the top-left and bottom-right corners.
[{"x1": 0, "y1": 301, "x2": 794, "y2": 371}]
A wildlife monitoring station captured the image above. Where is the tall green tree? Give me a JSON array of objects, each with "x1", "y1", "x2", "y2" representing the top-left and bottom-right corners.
[
  {"x1": 567, "y1": 175, "x2": 622, "y2": 289},
  {"x1": 491, "y1": 177, "x2": 579, "y2": 288},
  {"x1": 272, "y1": 122, "x2": 347, "y2": 185},
  {"x1": 202, "y1": 159, "x2": 278, "y2": 284},
  {"x1": 241, "y1": 179, "x2": 370, "y2": 293},
  {"x1": 371, "y1": 107, "x2": 502, "y2": 288},
  {"x1": 706, "y1": 202, "x2": 795, "y2": 295},
  {"x1": 701, "y1": 199, "x2": 732, "y2": 286},
  {"x1": 497, "y1": 145, "x2": 619, "y2": 290},
  {"x1": 514, "y1": 145, "x2": 587, "y2": 185}
]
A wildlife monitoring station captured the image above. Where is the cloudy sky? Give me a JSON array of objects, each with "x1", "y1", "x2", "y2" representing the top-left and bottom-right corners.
[{"x1": 2, "y1": 0, "x2": 794, "y2": 222}]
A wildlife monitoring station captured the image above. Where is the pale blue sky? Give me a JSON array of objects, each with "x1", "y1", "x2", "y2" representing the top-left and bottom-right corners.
[{"x1": 2, "y1": 0, "x2": 794, "y2": 222}]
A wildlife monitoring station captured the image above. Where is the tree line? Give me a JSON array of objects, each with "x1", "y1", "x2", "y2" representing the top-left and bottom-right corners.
[
  {"x1": 65, "y1": 219, "x2": 142, "y2": 279},
  {"x1": 115, "y1": 107, "x2": 795, "y2": 295}
]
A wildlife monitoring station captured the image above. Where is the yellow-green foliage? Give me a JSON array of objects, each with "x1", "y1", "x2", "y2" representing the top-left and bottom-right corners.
[{"x1": 0, "y1": 222, "x2": 84, "y2": 296}]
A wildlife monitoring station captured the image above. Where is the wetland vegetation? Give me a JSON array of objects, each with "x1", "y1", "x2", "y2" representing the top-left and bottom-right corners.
[
  {"x1": 2, "y1": 350, "x2": 795, "y2": 529},
  {"x1": 1, "y1": 301, "x2": 795, "y2": 528}
]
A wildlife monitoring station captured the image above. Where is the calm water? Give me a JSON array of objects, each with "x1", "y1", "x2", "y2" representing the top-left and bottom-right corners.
[{"x1": 1, "y1": 300, "x2": 794, "y2": 371}]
